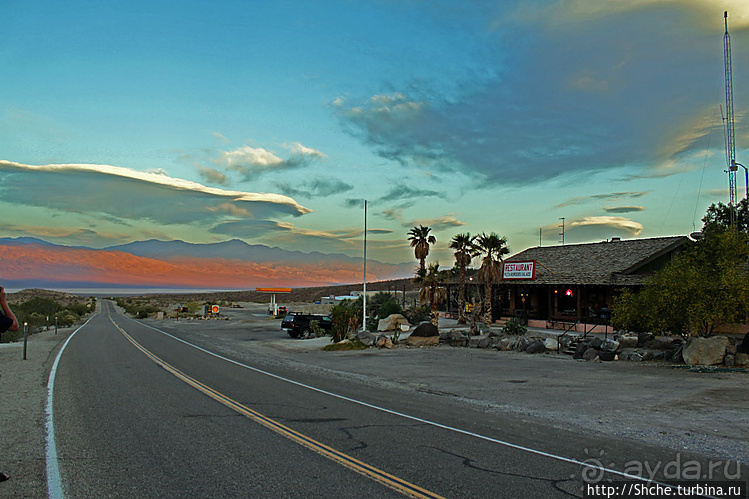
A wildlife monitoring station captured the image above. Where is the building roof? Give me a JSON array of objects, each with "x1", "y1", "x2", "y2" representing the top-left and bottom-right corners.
[{"x1": 502, "y1": 236, "x2": 690, "y2": 286}]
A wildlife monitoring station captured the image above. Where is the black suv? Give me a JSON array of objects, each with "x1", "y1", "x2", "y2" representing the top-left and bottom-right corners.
[{"x1": 281, "y1": 313, "x2": 333, "y2": 338}]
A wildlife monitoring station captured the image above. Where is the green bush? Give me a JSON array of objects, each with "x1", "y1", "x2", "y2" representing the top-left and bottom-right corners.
[{"x1": 502, "y1": 317, "x2": 527, "y2": 335}]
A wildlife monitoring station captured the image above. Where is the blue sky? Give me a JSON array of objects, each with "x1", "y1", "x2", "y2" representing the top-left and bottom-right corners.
[{"x1": 1, "y1": 0, "x2": 748, "y2": 267}]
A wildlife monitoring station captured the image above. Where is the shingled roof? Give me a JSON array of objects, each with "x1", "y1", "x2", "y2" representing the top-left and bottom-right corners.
[{"x1": 503, "y1": 236, "x2": 690, "y2": 286}]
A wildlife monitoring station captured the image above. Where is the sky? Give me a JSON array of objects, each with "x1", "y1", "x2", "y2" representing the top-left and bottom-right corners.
[{"x1": 2, "y1": 0, "x2": 748, "y2": 269}]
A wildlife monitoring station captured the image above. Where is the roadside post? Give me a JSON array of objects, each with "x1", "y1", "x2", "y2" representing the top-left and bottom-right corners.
[
  {"x1": 55, "y1": 316, "x2": 58, "y2": 334},
  {"x1": 23, "y1": 322, "x2": 28, "y2": 360}
]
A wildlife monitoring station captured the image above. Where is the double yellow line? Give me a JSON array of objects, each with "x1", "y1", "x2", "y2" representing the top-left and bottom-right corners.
[{"x1": 111, "y1": 318, "x2": 444, "y2": 499}]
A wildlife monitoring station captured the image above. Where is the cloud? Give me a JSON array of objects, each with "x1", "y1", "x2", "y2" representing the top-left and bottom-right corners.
[
  {"x1": 382, "y1": 208, "x2": 466, "y2": 230},
  {"x1": 197, "y1": 165, "x2": 230, "y2": 186},
  {"x1": 603, "y1": 205, "x2": 645, "y2": 213},
  {"x1": 555, "y1": 191, "x2": 650, "y2": 209},
  {"x1": 215, "y1": 143, "x2": 326, "y2": 180},
  {"x1": 378, "y1": 185, "x2": 443, "y2": 202},
  {"x1": 275, "y1": 178, "x2": 354, "y2": 198},
  {"x1": 334, "y1": 3, "x2": 747, "y2": 186},
  {"x1": 566, "y1": 216, "x2": 644, "y2": 242},
  {"x1": 0, "y1": 161, "x2": 311, "y2": 229}
]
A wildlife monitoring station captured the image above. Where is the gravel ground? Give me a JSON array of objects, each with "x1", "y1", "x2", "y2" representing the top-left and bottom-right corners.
[{"x1": 1, "y1": 304, "x2": 747, "y2": 497}]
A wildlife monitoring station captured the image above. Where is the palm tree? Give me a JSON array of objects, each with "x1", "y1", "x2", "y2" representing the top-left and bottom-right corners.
[
  {"x1": 449, "y1": 233, "x2": 476, "y2": 325},
  {"x1": 408, "y1": 225, "x2": 436, "y2": 271},
  {"x1": 414, "y1": 262, "x2": 447, "y2": 328},
  {"x1": 475, "y1": 232, "x2": 509, "y2": 326}
]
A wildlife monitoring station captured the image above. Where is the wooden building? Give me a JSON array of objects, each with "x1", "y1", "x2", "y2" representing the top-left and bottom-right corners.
[{"x1": 499, "y1": 236, "x2": 691, "y2": 328}]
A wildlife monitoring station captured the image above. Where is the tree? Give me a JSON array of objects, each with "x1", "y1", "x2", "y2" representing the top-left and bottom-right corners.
[
  {"x1": 449, "y1": 232, "x2": 476, "y2": 325},
  {"x1": 475, "y1": 232, "x2": 509, "y2": 326},
  {"x1": 702, "y1": 198, "x2": 748, "y2": 235},
  {"x1": 612, "y1": 230, "x2": 749, "y2": 336},
  {"x1": 330, "y1": 298, "x2": 362, "y2": 342},
  {"x1": 408, "y1": 225, "x2": 436, "y2": 271},
  {"x1": 368, "y1": 291, "x2": 403, "y2": 320},
  {"x1": 414, "y1": 262, "x2": 447, "y2": 328}
]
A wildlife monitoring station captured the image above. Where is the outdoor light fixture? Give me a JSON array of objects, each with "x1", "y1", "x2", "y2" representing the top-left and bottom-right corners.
[{"x1": 566, "y1": 289, "x2": 573, "y2": 297}]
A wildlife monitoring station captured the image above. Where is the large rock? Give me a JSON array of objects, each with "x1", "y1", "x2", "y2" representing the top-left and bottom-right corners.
[
  {"x1": 735, "y1": 353, "x2": 749, "y2": 367},
  {"x1": 737, "y1": 333, "x2": 749, "y2": 354},
  {"x1": 469, "y1": 335, "x2": 487, "y2": 348},
  {"x1": 376, "y1": 336, "x2": 394, "y2": 349},
  {"x1": 378, "y1": 314, "x2": 410, "y2": 332},
  {"x1": 406, "y1": 335, "x2": 439, "y2": 347},
  {"x1": 450, "y1": 330, "x2": 468, "y2": 347},
  {"x1": 544, "y1": 338, "x2": 559, "y2": 351},
  {"x1": 496, "y1": 336, "x2": 518, "y2": 351},
  {"x1": 516, "y1": 336, "x2": 531, "y2": 352},
  {"x1": 600, "y1": 339, "x2": 620, "y2": 353},
  {"x1": 356, "y1": 331, "x2": 376, "y2": 346},
  {"x1": 410, "y1": 322, "x2": 439, "y2": 337},
  {"x1": 618, "y1": 335, "x2": 638, "y2": 349},
  {"x1": 682, "y1": 336, "x2": 730, "y2": 366},
  {"x1": 582, "y1": 348, "x2": 601, "y2": 361},
  {"x1": 525, "y1": 339, "x2": 546, "y2": 354}
]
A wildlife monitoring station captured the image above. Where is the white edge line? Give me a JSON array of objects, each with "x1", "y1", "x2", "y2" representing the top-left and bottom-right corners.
[
  {"x1": 45, "y1": 312, "x2": 99, "y2": 499},
  {"x1": 129, "y1": 317, "x2": 677, "y2": 487}
]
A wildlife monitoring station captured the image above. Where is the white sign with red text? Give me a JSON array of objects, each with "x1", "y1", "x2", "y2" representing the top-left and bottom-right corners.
[{"x1": 502, "y1": 260, "x2": 536, "y2": 280}]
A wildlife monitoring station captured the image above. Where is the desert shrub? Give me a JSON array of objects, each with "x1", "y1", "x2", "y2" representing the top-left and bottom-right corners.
[
  {"x1": 502, "y1": 317, "x2": 527, "y2": 335},
  {"x1": 330, "y1": 298, "x2": 362, "y2": 342}
]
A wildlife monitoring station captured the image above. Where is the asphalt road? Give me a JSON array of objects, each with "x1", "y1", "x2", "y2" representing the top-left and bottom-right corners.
[{"x1": 47, "y1": 302, "x2": 747, "y2": 498}]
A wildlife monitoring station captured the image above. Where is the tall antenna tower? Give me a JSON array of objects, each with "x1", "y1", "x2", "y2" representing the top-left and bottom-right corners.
[{"x1": 724, "y1": 11, "x2": 738, "y2": 228}]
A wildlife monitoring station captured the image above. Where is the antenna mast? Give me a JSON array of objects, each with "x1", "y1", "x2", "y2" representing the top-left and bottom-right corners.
[{"x1": 724, "y1": 11, "x2": 738, "y2": 228}]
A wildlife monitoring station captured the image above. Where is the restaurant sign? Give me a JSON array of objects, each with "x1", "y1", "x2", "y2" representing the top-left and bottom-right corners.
[{"x1": 502, "y1": 260, "x2": 536, "y2": 280}]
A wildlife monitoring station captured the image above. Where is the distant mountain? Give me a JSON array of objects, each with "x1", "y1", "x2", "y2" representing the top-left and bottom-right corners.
[
  {"x1": 105, "y1": 238, "x2": 363, "y2": 265},
  {"x1": 0, "y1": 238, "x2": 414, "y2": 291}
]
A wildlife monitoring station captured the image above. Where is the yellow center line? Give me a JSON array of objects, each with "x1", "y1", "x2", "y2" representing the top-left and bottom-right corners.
[{"x1": 109, "y1": 317, "x2": 445, "y2": 499}]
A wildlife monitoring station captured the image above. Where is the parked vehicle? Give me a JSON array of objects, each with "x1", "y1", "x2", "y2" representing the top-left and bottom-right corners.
[{"x1": 281, "y1": 312, "x2": 332, "y2": 338}]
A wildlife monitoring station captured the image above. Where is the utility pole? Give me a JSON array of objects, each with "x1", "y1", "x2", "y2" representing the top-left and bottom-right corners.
[
  {"x1": 724, "y1": 11, "x2": 739, "y2": 230},
  {"x1": 362, "y1": 200, "x2": 367, "y2": 331}
]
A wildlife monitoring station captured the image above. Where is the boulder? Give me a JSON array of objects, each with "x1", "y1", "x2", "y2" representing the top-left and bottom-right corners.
[
  {"x1": 450, "y1": 330, "x2": 468, "y2": 347},
  {"x1": 682, "y1": 336, "x2": 730, "y2": 366},
  {"x1": 600, "y1": 339, "x2": 620, "y2": 352},
  {"x1": 637, "y1": 332, "x2": 653, "y2": 347},
  {"x1": 735, "y1": 353, "x2": 749, "y2": 367},
  {"x1": 488, "y1": 328, "x2": 503, "y2": 338},
  {"x1": 378, "y1": 314, "x2": 410, "y2": 332},
  {"x1": 376, "y1": 336, "x2": 394, "y2": 349},
  {"x1": 356, "y1": 331, "x2": 376, "y2": 346},
  {"x1": 618, "y1": 335, "x2": 638, "y2": 349},
  {"x1": 406, "y1": 335, "x2": 439, "y2": 347},
  {"x1": 572, "y1": 343, "x2": 588, "y2": 360},
  {"x1": 582, "y1": 348, "x2": 601, "y2": 361},
  {"x1": 724, "y1": 353, "x2": 736, "y2": 367},
  {"x1": 478, "y1": 336, "x2": 493, "y2": 349},
  {"x1": 410, "y1": 321, "x2": 438, "y2": 337},
  {"x1": 516, "y1": 336, "x2": 531, "y2": 352},
  {"x1": 598, "y1": 351, "x2": 616, "y2": 362},
  {"x1": 469, "y1": 335, "x2": 487, "y2": 348},
  {"x1": 621, "y1": 352, "x2": 643, "y2": 362},
  {"x1": 544, "y1": 338, "x2": 559, "y2": 351},
  {"x1": 525, "y1": 339, "x2": 546, "y2": 354},
  {"x1": 737, "y1": 333, "x2": 749, "y2": 354},
  {"x1": 641, "y1": 350, "x2": 665, "y2": 361},
  {"x1": 496, "y1": 336, "x2": 518, "y2": 351}
]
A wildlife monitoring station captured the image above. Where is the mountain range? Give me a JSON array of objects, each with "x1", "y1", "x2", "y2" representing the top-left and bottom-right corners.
[{"x1": 0, "y1": 237, "x2": 414, "y2": 291}]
